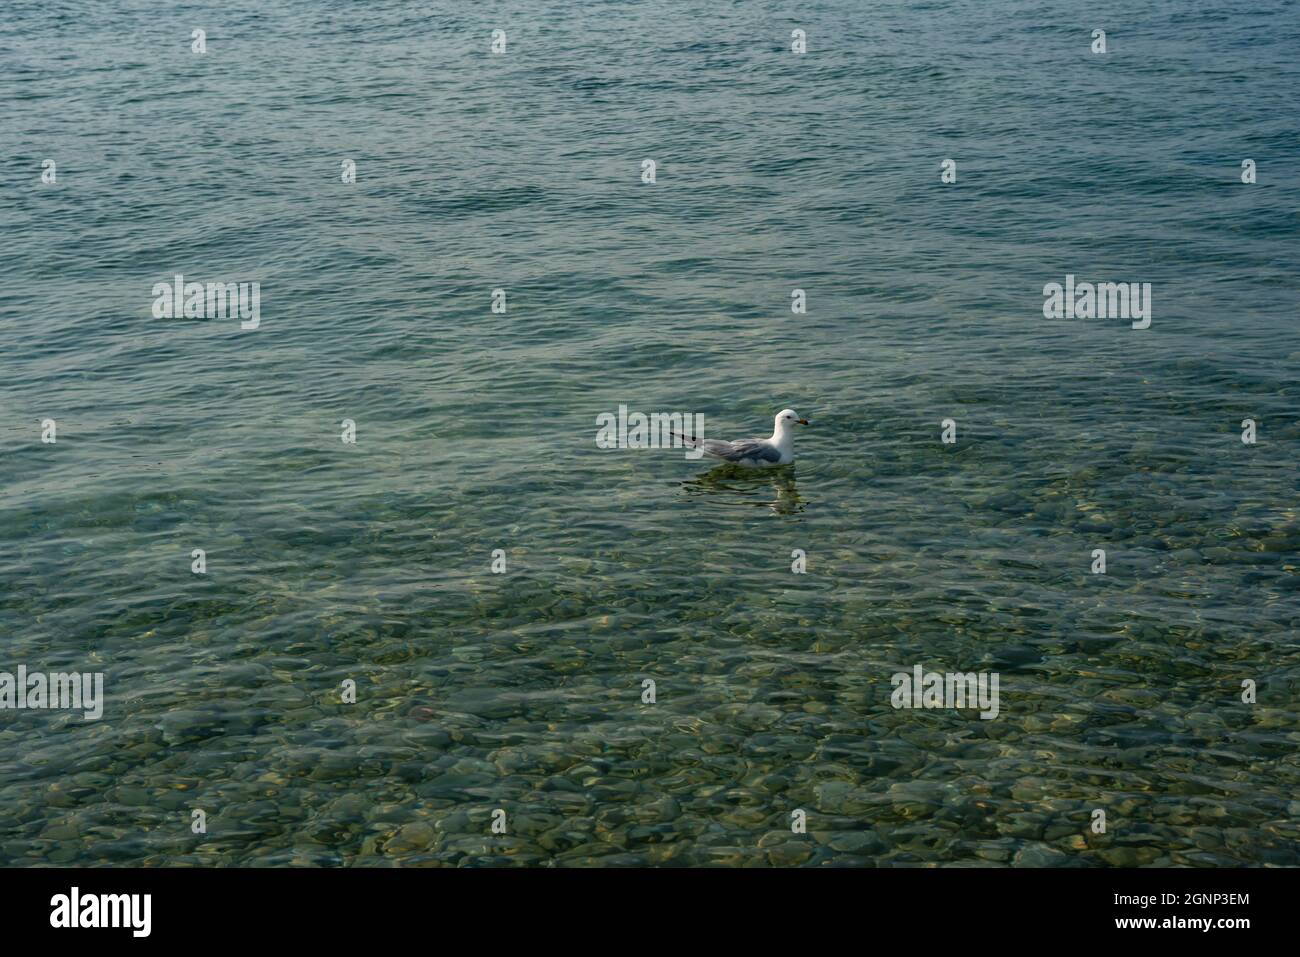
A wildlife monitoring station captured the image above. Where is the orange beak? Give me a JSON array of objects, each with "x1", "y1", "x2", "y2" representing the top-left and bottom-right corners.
[{"x1": 797, "y1": 418, "x2": 810, "y2": 425}]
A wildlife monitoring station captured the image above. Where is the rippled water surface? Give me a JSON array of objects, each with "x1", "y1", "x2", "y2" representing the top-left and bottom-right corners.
[{"x1": 1, "y1": 0, "x2": 1298, "y2": 866}]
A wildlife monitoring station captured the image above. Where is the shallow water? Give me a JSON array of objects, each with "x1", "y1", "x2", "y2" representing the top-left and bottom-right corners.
[{"x1": 1, "y1": 0, "x2": 1298, "y2": 866}]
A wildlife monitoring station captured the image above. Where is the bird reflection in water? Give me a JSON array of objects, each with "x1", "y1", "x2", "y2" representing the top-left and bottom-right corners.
[{"x1": 681, "y1": 464, "x2": 805, "y2": 515}]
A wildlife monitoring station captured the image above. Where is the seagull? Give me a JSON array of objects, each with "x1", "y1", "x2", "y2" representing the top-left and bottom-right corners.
[{"x1": 673, "y1": 409, "x2": 810, "y2": 467}]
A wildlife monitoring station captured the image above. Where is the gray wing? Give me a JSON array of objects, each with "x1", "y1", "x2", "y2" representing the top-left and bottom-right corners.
[
  {"x1": 703, "y1": 438, "x2": 781, "y2": 463},
  {"x1": 671, "y1": 432, "x2": 781, "y2": 463}
]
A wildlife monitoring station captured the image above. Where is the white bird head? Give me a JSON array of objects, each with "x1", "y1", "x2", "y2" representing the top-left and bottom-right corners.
[{"x1": 775, "y1": 409, "x2": 810, "y2": 431}]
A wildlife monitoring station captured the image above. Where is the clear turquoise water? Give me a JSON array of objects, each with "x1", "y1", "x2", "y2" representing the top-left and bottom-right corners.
[{"x1": 1, "y1": 0, "x2": 1297, "y2": 866}]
